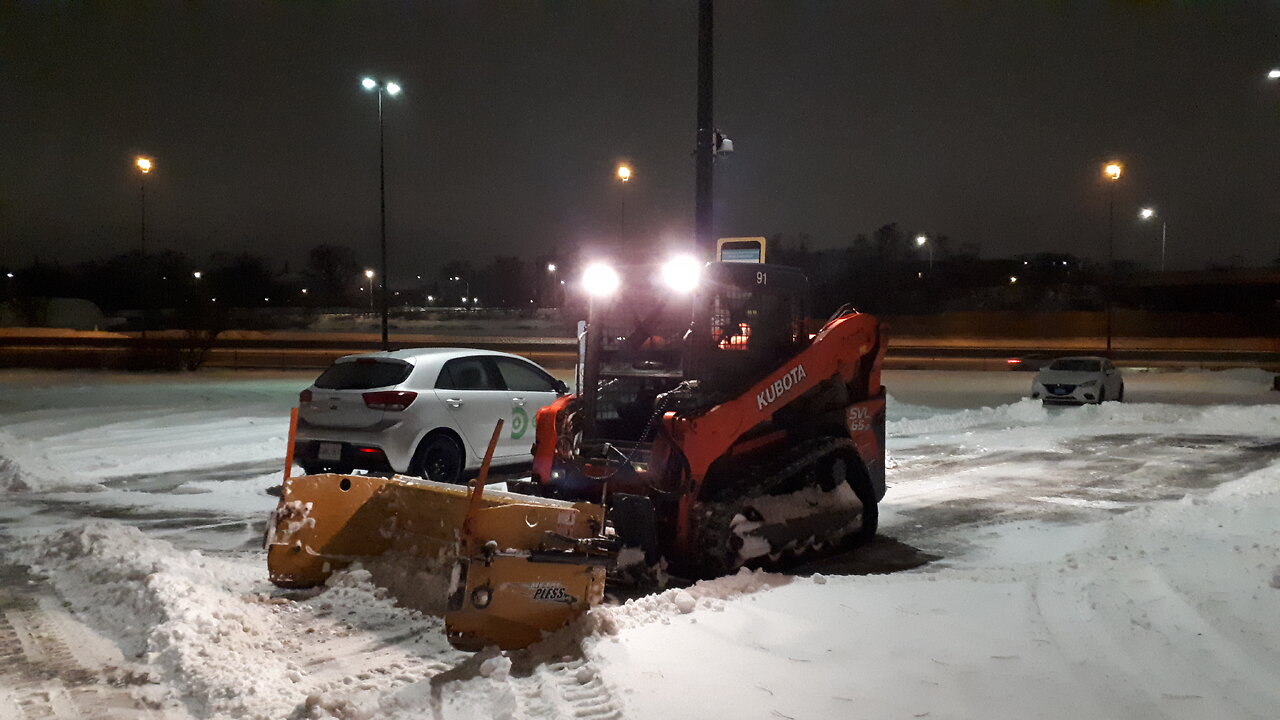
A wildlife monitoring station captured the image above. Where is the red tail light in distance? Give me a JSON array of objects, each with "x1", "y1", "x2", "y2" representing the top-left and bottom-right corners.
[
  {"x1": 362, "y1": 391, "x2": 418, "y2": 411},
  {"x1": 299, "y1": 389, "x2": 313, "y2": 404}
]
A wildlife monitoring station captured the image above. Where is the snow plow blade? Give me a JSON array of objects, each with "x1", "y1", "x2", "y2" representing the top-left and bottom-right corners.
[{"x1": 266, "y1": 473, "x2": 614, "y2": 650}]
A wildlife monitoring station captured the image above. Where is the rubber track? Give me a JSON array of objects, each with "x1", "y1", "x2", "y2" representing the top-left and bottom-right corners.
[{"x1": 693, "y1": 436, "x2": 857, "y2": 577}]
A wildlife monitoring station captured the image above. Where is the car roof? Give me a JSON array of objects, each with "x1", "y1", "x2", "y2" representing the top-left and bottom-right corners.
[{"x1": 331, "y1": 347, "x2": 530, "y2": 366}]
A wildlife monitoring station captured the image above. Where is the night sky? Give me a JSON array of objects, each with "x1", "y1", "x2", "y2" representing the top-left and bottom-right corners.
[{"x1": 4, "y1": 1, "x2": 1280, "y2": 276}]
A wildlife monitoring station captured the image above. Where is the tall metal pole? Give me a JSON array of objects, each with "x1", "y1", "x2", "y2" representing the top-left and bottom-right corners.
[
  {"x1": 140, "y1": 179, "x2": 148, "y2": 340},
  {"x1": 1105, "y1": 184, "x2": 1114, "y2": 354},
  {"x1": 378, "y1": 89, "x2": 390, "y2": 350},
  {"x1": 694, "y1": 0, "x2": 714, "y2": 259},
  {"x1": 1160, "y1": 221, "x2": 1167, "y2": 273}
]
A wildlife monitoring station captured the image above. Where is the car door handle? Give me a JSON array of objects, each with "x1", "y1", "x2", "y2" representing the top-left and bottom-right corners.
[
  {"x1": 512, "y1": 397, "x2": 526, "y2": 406},
  {"x1": 445, "y1": 398, "x2": 464, "y2": 408}
]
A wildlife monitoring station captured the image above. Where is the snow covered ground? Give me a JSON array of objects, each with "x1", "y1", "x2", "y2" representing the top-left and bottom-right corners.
[{"x1": 1, "y1": 367, "x2": 1277, "y2": 719}]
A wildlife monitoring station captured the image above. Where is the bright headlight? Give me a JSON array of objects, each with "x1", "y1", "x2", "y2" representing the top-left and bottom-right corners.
[
  {"x1": 582, "y1": 263, "x2": 620, "y2": 297},
  {"x1": 661, "y1": 255, "x2": 701, "y2": 294}
]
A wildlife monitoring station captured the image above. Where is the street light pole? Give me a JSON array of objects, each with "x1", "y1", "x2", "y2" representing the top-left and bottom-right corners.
[
  {"x1": 915, "y1": 234, "x2": 933, "y2": 271},
  {"x1": 1139, "y1": 207, "x2": 1168, "y2": 272},
  {"x1": 694, "y1": 0, "x2": 715, "y2": 258},
  {"x1": 616, "y1": 164, "x2": 632, "y2": 244},
  {"x1": 451, "y1": 276, "x2": 470, "y2": 307},
  {"x1": 1103, "y1": 161, "x2": 1123, "y2": 355},
  {"x1": 1160, "y1": 221, "x2": 1167, "y2": 272},
  {"x1": 362, "y1": 77, "x2": 401, "y2": 350},
  {"x1": 134, "y1": 156, "x2": 153, "y2": 339},
  {"x1": 378, "y1": 86, "x2": 387, "y2": 349}
]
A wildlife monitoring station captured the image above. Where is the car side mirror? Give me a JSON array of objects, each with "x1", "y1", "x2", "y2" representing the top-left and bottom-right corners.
[{"x1": 555, "y1": 380, "x2": 570, "y2": 395}]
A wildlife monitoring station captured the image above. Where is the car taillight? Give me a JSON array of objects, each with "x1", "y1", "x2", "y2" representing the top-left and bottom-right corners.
[
  {"x1": 299, "y1": 389, "x2": 313, "y2": 404},
  {"x1": 362, "y1": 390, "x2": 417, "y2": 411}
]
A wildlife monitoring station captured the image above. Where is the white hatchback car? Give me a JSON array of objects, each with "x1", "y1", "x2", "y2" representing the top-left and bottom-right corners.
[
  {"x1": 1030, "y1": 356, "x2": 1124, "y2": 404},
  {"x1": 293, "y1": 348, "x2": 568, "y2": 483}
]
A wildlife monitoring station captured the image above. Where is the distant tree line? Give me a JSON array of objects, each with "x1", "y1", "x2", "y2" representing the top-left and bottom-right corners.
[{"x1": 3, "y1": 226, "x2": 1272, "y2": 326}]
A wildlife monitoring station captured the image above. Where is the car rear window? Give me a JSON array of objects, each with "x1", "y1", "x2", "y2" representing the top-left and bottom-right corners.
[
  {"x1": 1049, "y1": 359, "x2": 1101, "y2": 372},
  {"x1": 313, "y1": 359, "x2": 412, "y2": 389}
]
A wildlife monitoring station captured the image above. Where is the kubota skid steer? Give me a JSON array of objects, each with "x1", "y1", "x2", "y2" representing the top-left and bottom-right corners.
[
  {"x1": 266, "y1": 245, "x2": 887, "y2": 649},
  {"x1": 528, "y1": 254, "x2": 888, "y2": 580}
]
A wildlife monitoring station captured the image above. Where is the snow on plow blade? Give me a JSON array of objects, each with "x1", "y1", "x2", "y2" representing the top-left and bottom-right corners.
[{"x1": 266, "y1": 473, "x2": 613, "y2": 651}]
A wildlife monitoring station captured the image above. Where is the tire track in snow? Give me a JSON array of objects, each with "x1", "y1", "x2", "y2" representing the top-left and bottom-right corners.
[{"x1": 0, "y1": 587, "x2": 181, "y2": 719}]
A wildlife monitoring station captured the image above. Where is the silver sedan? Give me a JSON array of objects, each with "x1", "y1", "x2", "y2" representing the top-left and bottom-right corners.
[{"x1": 1030, "y1": 356, "x2": 1124, "y2": 405}]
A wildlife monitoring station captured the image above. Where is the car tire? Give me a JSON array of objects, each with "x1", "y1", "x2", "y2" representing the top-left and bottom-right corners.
[
  {"x1": 412, "y1": 433, "x2": 465, "y2": 484},
  {"x1": 1098, "y1": 387, "x2": 1107, "y2": 404},
  {"x1": 1117, "y1": 383, "x2": 1125, "y2": 402}
]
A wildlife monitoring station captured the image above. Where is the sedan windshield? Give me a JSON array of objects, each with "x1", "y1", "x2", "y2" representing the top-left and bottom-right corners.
[{"x1": 1049, "y1": 359, "x2": 1101, "y2": 373}]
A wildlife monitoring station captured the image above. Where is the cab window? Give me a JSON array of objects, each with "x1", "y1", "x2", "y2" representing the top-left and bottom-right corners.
[{"x1": 436, "y1": 357, "x2": 501, "y2": 390}]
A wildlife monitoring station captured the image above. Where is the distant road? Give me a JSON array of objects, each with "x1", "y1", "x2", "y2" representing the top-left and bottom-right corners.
[{"x1": 0, "y1": 330, "x2": 1278, "y2": 372}]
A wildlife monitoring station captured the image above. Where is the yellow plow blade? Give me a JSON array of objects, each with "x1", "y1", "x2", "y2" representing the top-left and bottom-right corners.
[{"x1": 266, "y1": 473, "x2": 612, "y2": 649}]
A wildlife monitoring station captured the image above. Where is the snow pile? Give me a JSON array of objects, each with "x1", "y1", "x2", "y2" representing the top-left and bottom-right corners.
[
  {"x1": 888, "y1": 396, "x2": 1048, "y2": 435},
  {"x1": 7, "y1": 522, "x2": 467, "y2": 720},
  {"x1": 597, "y1": 569, "x2": 792, "y2": 631},
  {"x1": 890, "y1": 394, "x2": 1280, "y2": 439},
  {"x1": 10, "y1": 523, "x2": 301, "y2": 717},
  {"x1": 0, "y1": 451, "x2": 33, "y2": 491}
]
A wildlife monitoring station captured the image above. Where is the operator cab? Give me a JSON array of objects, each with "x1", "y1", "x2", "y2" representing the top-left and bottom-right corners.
[
  {"x1": 578, "y1": 243, "x2": 809, "y2": 449},
  {"x1": 691, "y1": 262, "x2": 809, "y2": 402}
]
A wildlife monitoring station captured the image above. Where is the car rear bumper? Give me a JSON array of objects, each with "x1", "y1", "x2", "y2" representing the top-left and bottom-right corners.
[
  {"x1": 295, "y1": 422, "x2": 418, "y2": 473},
  {"x1": 293, "y1": 439, "x2": 396, "y2": 472}
]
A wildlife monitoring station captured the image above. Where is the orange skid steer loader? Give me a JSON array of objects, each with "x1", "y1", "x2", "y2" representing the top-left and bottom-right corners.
[{"x1": 267, "y1": 246, "x2": 886, "y2": 650}]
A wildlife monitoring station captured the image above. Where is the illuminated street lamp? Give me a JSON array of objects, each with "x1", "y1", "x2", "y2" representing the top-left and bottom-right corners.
[
  {"x1": 1139, "y1": 207, "x2": 1168, "y2": 272},
  {"x1": 192, "y1": 271, "x2": 202, "y2": 279},
  {"x1": 364, "y1": 269, "x2": 375, "y2": 311},
  {"x1": 450, "y1": 276, "x2": 471, "y2": 307},
  {"x1": 914, "y1": 234, "x2": 933, "y2": 270},
  {"x1": 1102, "y1": 161, "x2": 1124, "y2": 353},
  {"x1": 361, "y1": 76, "x2": 402, "y2": 350},
  {"x1": 134, "y1": 155, "x2": 155, "y2": 338},
  {"x1": 1268, "y1": 69, "x2": 1280, "y2": 80}
]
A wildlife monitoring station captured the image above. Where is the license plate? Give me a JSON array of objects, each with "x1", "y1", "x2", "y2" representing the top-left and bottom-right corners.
[{"x1": 318, "y1": 442, "x2": 342, "y2": 461}]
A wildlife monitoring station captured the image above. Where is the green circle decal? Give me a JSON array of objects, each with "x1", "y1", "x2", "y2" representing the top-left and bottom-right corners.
[{"x1": 511, "y1": 407, "x2": 529, "y2": 439}]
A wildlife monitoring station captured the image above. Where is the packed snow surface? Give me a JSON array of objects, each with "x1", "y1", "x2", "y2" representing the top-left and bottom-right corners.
[{"x1": 0, "y1": 367, "x2": 1278, "y2": 719}]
